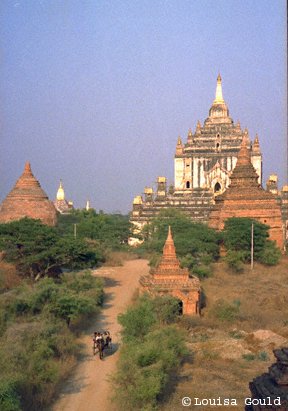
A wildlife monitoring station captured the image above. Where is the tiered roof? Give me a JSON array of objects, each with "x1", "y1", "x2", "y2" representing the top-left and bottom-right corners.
[{"x1": 140, "y1": 227, "x2": 200, "y2": 290}]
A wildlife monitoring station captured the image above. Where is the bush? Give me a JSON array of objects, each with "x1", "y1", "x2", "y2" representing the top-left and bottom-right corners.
[
  {"x1": 193, "y1": 265, "x2": 213, "y2": 279},
  {"x1": 0, "y1": 378, "x2": 21, "y2": 411},
  {"x1": 225, "y1": 250, "x2": 245, "y2": 273},
  {"x1": 211, "y1": 299, "x2": 241, "y2": 322},
  {"x1": 258, "y1": 241, "x2": 281, "y2": 266},
  {"x1": 113, "y1": 295, "x2": 188, "y2": 410}
]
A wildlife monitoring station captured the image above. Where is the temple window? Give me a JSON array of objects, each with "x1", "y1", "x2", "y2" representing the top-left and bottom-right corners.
[{"x1": 186, "y1": 181, "x2": 190, "y2": 189}]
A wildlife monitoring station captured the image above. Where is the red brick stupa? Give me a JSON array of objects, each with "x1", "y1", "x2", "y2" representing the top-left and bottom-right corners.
[
  {"x1": 139, "y1": 227, "x2": 201, "y2": 315},
  {"x1": 0, "y1": 162, "x2": 57, "y2": 226},
  {"x1": 209, "y1": 136, "x2": 284, "y2": 249}
]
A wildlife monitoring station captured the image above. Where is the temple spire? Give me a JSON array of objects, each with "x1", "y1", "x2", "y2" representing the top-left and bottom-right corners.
[
  {"x1": 214, "y1": 73, "x2": 224, "y2": 103},
  {"x1": 56, "y1": 179, "x2": 65, "y2": 201}
]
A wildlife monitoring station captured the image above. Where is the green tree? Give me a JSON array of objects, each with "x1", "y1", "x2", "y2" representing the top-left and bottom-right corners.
[
  {"x1": 57, "y1": 210, "x2": 132, "y2": 249},
  {"x1": 0, "y1": 218, "x2": 102, "y2": 279},
  {"x1": 223, "y1": 218, "x2": 281, "y2": 265}
]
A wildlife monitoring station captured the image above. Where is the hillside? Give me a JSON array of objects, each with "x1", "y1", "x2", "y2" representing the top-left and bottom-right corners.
[{"x1": 161, "y1": 256, "x2": 288, "y2": 411}]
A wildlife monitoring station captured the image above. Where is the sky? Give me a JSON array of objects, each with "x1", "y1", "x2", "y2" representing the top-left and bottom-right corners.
[{"x1": 0, "y1": 0, "x2": 287, "y2": 213}]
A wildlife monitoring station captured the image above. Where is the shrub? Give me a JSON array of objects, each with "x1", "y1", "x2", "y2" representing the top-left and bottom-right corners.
[
  {"x1": 0, "y1": 378, "x2": 21, "y2": 411},
  {"x1": 225, "y1": 250, "x2": 245, "y2": 273},
  {"x1": 118, "y1": 295, "x2": 156, "y2": 341},
  {"x1": 242, "y1": 353, "x2": 256, "y2": 361},
  {"x1": 258, "y1": 241, "x2": 281, "y2": 266},
  {"x1": 258, "y1": 351, "x2": 269, "y2": 361},
  {"x1": 113, "y1": 295, "x2": 188, "y2": 411},
  {"x1": 193, "y1": 265, "x2": 213, "y2": 279},
  {"x1": 211, "y1": 299, "x2": 241, "y2": 322}
]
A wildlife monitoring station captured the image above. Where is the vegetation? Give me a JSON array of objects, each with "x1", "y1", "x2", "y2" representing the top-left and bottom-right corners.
[
  {"x1": 0, "y1": 270, "x2": 103, "y2": 411},
  {"x1": 223, "y1": 218, "x2": 281, "y2": 267},
  {"x1": 113, "y1": 294, "x2": 187, "y2": 410},
  {"x1": 57, "y1": 209, "x2": 131, "y2": 249},
  {"x1": 139, "y1": 209, "x2": 221, "y2": 277},
  {"x1": 0, "y1": 218, "x2": 103, "y2": 280}
]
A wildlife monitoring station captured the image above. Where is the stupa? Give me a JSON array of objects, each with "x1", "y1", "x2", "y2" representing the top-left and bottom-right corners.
[
  {"x1": 0, "y1": 162, "x2": 57, "y2": 226},
  {"x1": 139, "y1": 227, "x2": 201, "y2": 315},
  {"x1": 208, "y1": 136, "x2": 284, "y2": 249},
  {"x1": 54, "y1": 180, "x2": 73, "y2": 214}
]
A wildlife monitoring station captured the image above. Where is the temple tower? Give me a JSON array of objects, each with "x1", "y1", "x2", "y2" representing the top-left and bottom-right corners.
[
  {"x1": 174, "y1": 74, "x2": 262, "y2": 195},
  {"x1": 208, "y1": 137, "x2": 284, "y2": 249},
  {"x1": 139, "y1": 227, "x2": 201, "y2": 315}
]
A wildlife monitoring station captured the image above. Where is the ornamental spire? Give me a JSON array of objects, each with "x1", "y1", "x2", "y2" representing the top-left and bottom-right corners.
[
  {"x1": 214, "y1": 73, "x2": 224, "y2": 103},
  {"x1": 56, "y1": 179, "x2": 65, "y2": 201}
]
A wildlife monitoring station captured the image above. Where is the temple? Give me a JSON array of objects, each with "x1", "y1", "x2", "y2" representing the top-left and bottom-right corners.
[
  {"x1": 130, "y1": 75, "x2": 287, "y2": 248},
  {"x1": 246, "y1": 348, "x2": 288, "y2": 411},
  {"x1": 209, "y1": 136, "x2": 284, "y2": 249},
  {"x1": 0, "y1": 162, "x2": 57, "y2": 226},
  {"x1": 139, "y1": 227, "x2": 201, "y2": 315},
  {"x1": 54, "y1": 180, "x2": 74, "y2": 214},
  {"x1": 131, "y1": 75, "x2": 262, "y2": 232}
]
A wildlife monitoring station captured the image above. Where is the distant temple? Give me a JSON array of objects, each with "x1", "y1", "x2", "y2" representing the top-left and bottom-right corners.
[
  {"x1": 54, "y1": 180, "x2": 73, "y2": 214},
  {"x1": 246, "y1": 348, "x2": 288, "y2": 411},
  {"x1": 130, "y1": 75, "x2": 287, "y2": 248},
  {"x1": 209, "y1": 136, "x2": 284, "y2": 249},
  {"x1": 0, "y1": 162, "x2": 57, "y2": 226},
  {"x1": 139, "y1": 227, "x2": 201, "y2": 315}
]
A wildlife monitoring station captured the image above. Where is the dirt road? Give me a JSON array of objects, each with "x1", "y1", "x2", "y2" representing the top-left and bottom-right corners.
[{"x1": 51, "y1": 259, "x2": 149, "y2": 411}]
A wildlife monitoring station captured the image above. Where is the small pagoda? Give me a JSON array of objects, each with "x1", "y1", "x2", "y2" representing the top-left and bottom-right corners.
[
  {"x1": 139, "y1": 227, "x2": 201, "y2": 315},
  {"x1": 0, "y1": 162, "x2": 57, "y2": 226},
  {"x1": 246, "y1": 348, "x2": 288, "y2": 411}
]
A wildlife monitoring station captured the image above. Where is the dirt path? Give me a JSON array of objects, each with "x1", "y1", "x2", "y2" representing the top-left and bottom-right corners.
[{"x1": 51, "y1": 259, "x2": 149, "y2": 411}]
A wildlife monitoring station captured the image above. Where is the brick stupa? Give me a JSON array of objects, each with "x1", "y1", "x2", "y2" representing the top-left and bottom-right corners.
[
  {"x1": 246, "y1": 348, "x2": 288, "y2": 411},
  {"x1": 0, "y1": 162, "x2": 57, "y2": 226},
  {"x1": 208, "y1": 136, "x2": 284, "y2": 249},
  {"x1": 139, "y1": 227, "x2": 201, "y2": 315}
]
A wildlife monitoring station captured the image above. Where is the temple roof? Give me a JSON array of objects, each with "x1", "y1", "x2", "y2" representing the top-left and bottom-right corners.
[{"x1": 0, "y1": 162, "x2": 57, "y2": 226}]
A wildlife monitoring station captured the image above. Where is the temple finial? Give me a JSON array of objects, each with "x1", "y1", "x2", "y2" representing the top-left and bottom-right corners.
[
  {"x1": 56, "y1": 179, "x2": 65, "y2": 201},
  {"x1": 214, "y1": 73, "x2": 224, "y2": 103},
  {"x1": 24, "y1": 161, "x2": 32, "y2": 173}
]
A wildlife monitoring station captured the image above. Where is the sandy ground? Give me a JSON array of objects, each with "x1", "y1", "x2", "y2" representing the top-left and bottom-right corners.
[{"x1": 51, "y1": 259, "x2": 149, "y2": 411}]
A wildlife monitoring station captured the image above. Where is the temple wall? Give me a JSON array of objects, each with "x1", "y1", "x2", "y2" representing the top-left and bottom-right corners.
[{"x1": 174, "y1": 158, "x2": 184, "y2": 189}]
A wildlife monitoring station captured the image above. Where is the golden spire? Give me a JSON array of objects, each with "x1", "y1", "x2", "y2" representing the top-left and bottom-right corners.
[
  {"x1": 214, "y1": 73, "x2": 224, "y2": 103},
  {"x1": 56, "y1": 179, "x2": 65, "y2": 201}
]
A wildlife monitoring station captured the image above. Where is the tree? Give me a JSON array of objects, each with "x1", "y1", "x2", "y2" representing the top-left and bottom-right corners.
[
  {"x1": 0, "y1": 218, "x2": 102, "y2": 279},
  {"x1": 223, "y1": 217, "x2": 281, "y2": 265},
  {"x1": 57, "y1": 210, "x2": 132, "y2": 249},
  {"x1": 49, "y1": 292, "x2": 96, "y2": 326}
]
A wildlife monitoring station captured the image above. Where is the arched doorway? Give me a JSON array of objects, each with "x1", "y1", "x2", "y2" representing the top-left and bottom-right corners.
[
  {"x1": 178, "y1": 300, "x2": 183, "y2": 315},
  {"x1": 214, "y1": 182, "x2": 221, "y2": 193}
]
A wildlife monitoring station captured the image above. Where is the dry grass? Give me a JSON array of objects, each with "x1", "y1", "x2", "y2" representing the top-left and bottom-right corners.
[
  {"x1": 0, "y1": 260, "x2": 21, "y2": 290},
  {"x1": 161, "y1": 256, "x2": 288, "y2": 411}
]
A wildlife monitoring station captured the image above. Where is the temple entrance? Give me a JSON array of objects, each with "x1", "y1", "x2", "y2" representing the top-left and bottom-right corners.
[
  {"x1": 177, "y1": 300, "x2": 183, "y2": 315},
  {"x1": 214, "y1": 182, "x2": 221, "y2": 193}
]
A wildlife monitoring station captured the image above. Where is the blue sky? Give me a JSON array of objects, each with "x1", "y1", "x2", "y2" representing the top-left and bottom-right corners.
[{"x1": 0, "y1": 0, "x2": 287, "y2": 213}]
